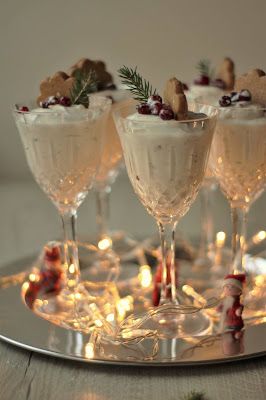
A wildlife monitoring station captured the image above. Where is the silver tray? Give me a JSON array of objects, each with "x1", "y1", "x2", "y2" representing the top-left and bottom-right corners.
[{"x1": 0, "y1": 257, "x2": 265, "y2": 366}]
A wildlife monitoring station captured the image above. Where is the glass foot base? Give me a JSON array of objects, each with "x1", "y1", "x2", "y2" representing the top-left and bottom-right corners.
[
  {"x1": 145, "y1": 310, "x2": 212, "y2": 339},
  {"x1": 84, "y1": 231, "x2": 139, "y2": 262}
]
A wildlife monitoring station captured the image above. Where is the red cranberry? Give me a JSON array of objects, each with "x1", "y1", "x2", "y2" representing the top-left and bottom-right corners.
[
  {"x1": 137, "y1": 103, "x2": 151, "y2": 115},
  {"x1": 150, "y1": 101, "x2": 163, "y2": 115},
  {"x1": 161, "y1": 103, "x2": 172, "y2": 110},
  {"x1": 230, "y1": 92, "x2": 240, "y2": 102},
  {"x1": 41, "y1": 101, "x2": 49, "y2": 109},
  {"x1": 219, "y1": 95, "x2": 231, "y2": 107},
  {"x1": 239, "y1": 89, "x2": 251, "y2": 102},
  {"x1": 41, "y1": 96, "x2": 59, "y2": 108},
  {"x1": 159, "y1": 108, "x2": 174, "y2": 120},
  {"x1": 59, "y1": 96, "x2": 72, "y2": 107},
  {"x1": 148, "y1": 95, "x2": 162, "y2": 104},
  {"x1": 211, "y1": 79, "x2": 226, "y2": 89},
  {"x1": 47, "y1": 96, "x2": 60, "y2": 105},
  {"x1": 19, "y1": 106, "x2": 29, "y2": 112},
  {"x1": 194, "y1": 75, "x2": 210, "y2": 86}
]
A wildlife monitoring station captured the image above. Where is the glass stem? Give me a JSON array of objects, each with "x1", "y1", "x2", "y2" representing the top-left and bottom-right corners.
[
  {"x1": 198, "y1": 184, "x2": 214, "y2": 259},
  {"x1": 158, "y1": 221, "x2": 178, "y2": 305},
  {"x1": 231, "y1": 205, "x2": 248, "y2": 274},
  {"x1": 96, "y1": 185, "x2": 111, "y2": 239},
  {"x1": 61, "y1": 210, "x2": 80, "y2": 288}
]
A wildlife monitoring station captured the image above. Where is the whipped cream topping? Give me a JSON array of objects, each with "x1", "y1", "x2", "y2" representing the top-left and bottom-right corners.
[
  {"x1": 219, "y1": 103, "x2": 264, "y2": 121},
  {"x1": 189, "y1": 85, "x2": 223, "y2": 100},
  {"x1": 18, "y1": 104, "x2": 98, "y2": 124},
  {"x1": 127, "y1": 111, "x2": 208, "y2": 124}
]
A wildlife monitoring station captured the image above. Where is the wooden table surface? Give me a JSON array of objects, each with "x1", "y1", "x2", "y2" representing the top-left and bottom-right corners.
[{"x1": 0, "y1": 338, "x2": 265, "y2": 400}]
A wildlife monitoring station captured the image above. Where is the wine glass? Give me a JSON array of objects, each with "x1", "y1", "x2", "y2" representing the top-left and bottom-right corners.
[
  {"x1": 113, "y1": 101, "x2": 218, "y2": 337},
  {"x1": 209, "y1": 106, "x2": 266, "y2": 279},
  {"x1": 90, "y1": 94, "x2": 139, "y2": 260},
  {"x1": 13, "y1": 97, "x2": 111, "y2": 299}
]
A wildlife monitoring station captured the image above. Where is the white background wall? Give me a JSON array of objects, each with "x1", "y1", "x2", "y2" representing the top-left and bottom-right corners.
[{"x1": 0, "y1": 0, "x2": 266, "y2": 263}]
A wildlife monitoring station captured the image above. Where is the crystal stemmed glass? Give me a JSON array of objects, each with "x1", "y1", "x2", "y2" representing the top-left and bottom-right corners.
[
  {"x1": 13, "y1": 97, "x2": 111, "y2": 295},
  {"x1": 113, "y1": 101, "x2": 218, "y2": 337},
  {"x1": 209, "y1": 106, "x2": 266, "y2": 276},
  {"x1": 92, "y1": 95, "x2": 138, "y2": 259}
]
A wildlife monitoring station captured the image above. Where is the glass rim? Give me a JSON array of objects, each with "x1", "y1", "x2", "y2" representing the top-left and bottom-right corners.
[
  {"x1": 12, "y1": 95, "x2": 112, "y2": 115},
  {"x1": 113, "y1": 100, "x2": 218, "y2": 124}
]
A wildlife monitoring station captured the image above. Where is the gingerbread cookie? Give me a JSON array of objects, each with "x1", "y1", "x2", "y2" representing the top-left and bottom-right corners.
[
  {"x1": 235, "y1": 69, "x2": 266, "y2": 106},
  {"x1": 67, "y1": 58, "x2": 114, "y2": 90},
  {"x1": 37, "y1": 71, "x2": 75, "y2": 104},
  {"x1": 217, "y1": 57, "x2": 235, "y2": 91},
  {"x1": 163, "y1": 77, "x2": 188, "y2": 120}
]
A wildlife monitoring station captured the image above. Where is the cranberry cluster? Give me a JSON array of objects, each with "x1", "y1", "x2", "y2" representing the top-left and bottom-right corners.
[
  {"x1": 40, "y1": 95, "x2": 72, "y2": 108},
  {"x1": 137, "y1": 95, "x2": 174, "y2": 120},
  {"x1": 219, "y1": 89, "x2": 252, "y2": 107}
]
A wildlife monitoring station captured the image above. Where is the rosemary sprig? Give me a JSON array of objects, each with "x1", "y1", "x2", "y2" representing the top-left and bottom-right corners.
[
  {"x1": 70, "y1": 69, "x2": 98, "y2": 108},
  {"x1": 118, "y1": 65, "x2": 157, "y2": 102},
  {"x1": 196, "y1": 59, "x2": 211, "y2": 77},
  {"x1": 181, "y1": 390, "x2": 206, "y2": 400}
]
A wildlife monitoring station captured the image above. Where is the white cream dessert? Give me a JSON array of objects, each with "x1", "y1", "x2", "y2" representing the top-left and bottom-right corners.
[
  {"x1": 189, "y1": 58, "x2": 235, "y2": 102},
  {"x1": 92, "y1": 89, "x2": 131, "y2": 186},
  {"x1": 114, "y1": 71, "x2": 217, "y2": 223},
  {"x1": 209, "y1": 102, "x2": 266, "y2": 207},
  {"x1": 15, "y1": 103, "x2": 107, "y2": 212},
  {"x1": 120, "y1": 111, "x2": 214, "y2": 222},
  {"x1": 189, "y1": 85, "x2": 223, "y2": 101}
]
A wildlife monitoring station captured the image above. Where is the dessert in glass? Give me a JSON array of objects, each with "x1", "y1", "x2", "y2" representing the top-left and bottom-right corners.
[
  {"x1": 114, "y1": 68, "x2": 218, "y2": 337},
  {"x1": 14, "y1": 92, "x2": 111, "y2": 311},
  {"x1": 91, "y1": 91, "x2": 138, "y2": 258},
  {"x1": 188, "y1": 58, "x2": 235, "y2": 100},
  {"x1": 65, "y1": 58, "x2": 137, "y2": 259},
  {"x1": 209, "y1": 69, "x2": 266, "y2": 315},
  {"x1": 186, "y1": 58, "x2": 235, "y2": 273}
]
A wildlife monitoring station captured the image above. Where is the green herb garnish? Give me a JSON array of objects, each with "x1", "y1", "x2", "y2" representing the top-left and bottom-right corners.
[
  {"x1": 118, "y1": 65, "x2": 157, "y2": 103},
  {"x1": 70, "y1": 69, "x2": 98, "y2": 108},
  {"x1": 196, "y1": 59, "x2": 212, "y2": 78},
  {"x1": 181, "y1": 390, "x2": 206, "y2": 400}
]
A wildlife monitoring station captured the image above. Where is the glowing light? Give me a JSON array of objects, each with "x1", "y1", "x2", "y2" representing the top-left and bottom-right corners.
[
  {"x1": 138, "y1": 265, "x2": 152, "y2": 288},
  {"x1": 69, "y1": 264, "x2": 76, "y2": 274},
  {"x1": 116, "y1": 296, "x2": 134, "y2": 319},
  {"x1": 182, "y1": 285, "x2": 206, "y2": 305},
  {"x1": 255, "y1": 274, "x2": 265, "y2": 288},
  {"x1": 85, "y1": 343, "x2": 95, "y2": 359},
  {"x1": 21, "y1": 282, "x2": 30, "y2": 292},
  {"x1": 216, "y1": 231, "x2": 226, "y2": 248},
  {"x1": 253, "y1": 230, "x2": 266, "y2": 245},
  {"x1": 94, "y1": 319, "x2": 103, "y2": 328},
  {"x1": 75, "y1": 292, "x2": 82, "y2": 300},
  {"x1": 218, "y1": 157, "x2": 223, "y2": 164},
  {"x1": 98, "y1": 237, "x2": 112, "y2": 251},
  {"x1": 106, "y1": 313, "x2": 115, "y2": 322},
  {"x1": 67, "y1": 279, "x2": 76, "y2": 288},
  {"x1": 34, "y1": 299, "x2": 43, "y2": 308},
  {"x1": 29, "y1": 273, "x2": 39, "y2": 283}
]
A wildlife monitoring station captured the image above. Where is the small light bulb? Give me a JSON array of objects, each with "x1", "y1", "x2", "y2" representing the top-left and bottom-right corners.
[{"x1": 98, "y1": 237, "x2": 112, "y2": 250}]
